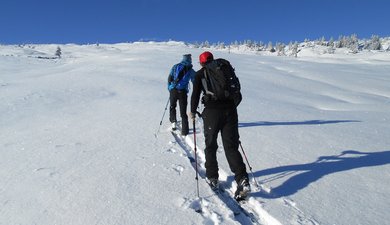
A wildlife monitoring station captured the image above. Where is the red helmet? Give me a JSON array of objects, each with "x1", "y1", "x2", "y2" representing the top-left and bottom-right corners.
[{"x1": 199, "y1": 51, "x2": 214, "y2": 64}]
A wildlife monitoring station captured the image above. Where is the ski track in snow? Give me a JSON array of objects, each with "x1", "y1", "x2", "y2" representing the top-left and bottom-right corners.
[
  {"x1": 167, "y1": 131, "x2": 239, "y2": 225},
  {"x1": 165, "y1": 119, "x2": 326, "y2": 225},
  {"x1": 166, "y1": 123, "x2": 270, "y2": 225}
]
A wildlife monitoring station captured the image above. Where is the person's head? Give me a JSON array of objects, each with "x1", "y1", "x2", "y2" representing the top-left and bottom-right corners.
[
  {"x1": 199, "y1": 51, "x2": 214, "y2": 67},
  {"x1": 182, "y1": 54, "x2": 192, "y2": 65}
]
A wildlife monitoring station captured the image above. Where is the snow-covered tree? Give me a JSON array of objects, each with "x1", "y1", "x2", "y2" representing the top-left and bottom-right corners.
[
  {"x1": 329, "y1": 37, "x2": 335, "y2": 47},
  {"x1": 349, "y1": 42, "x2": 359, "y2": 54},
  {"x1": 291, "y1": 42, "x2": 299, "y2": 57},
  {"x1": 267, "y1": 41, "x2": 274, "y2": 52},
  {"x1": 215, "y1": 42, "x2": 225, "y2": 49},
  {"x1": 368, "y1": 35, "x2": 382, "y2": 50},
  {"x1": 55, "y1": 46, "x2": 62, "y2": 58},
  {"x1": 257, "y1": 41, "x2": 265, "y2": 51},
  {"x1": 276, "y1": 42, "x2": 286, "y2": 56},
  {"x1": 201, "y1": 41, "x2": 210, "y2": 48},
  {"x1": 317, "y1": 36, "x2": 326, "y2": 46}
]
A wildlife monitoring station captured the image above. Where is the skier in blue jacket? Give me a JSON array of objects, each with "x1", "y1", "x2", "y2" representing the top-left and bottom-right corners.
[{"x1": 167, "y1": 54, "x2": 196, "y2": 135}]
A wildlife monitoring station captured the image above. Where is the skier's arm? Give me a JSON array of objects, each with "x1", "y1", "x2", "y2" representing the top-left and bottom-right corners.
[
  {"x1": 190, "y1": 70, "x2": 202, "y2": 113},
  {"x1": 168, "y1": 66, "x2": 174, "y2": 83},
  {"x1": 167, "y1": 66, "x2": 175, "y2": 91}
]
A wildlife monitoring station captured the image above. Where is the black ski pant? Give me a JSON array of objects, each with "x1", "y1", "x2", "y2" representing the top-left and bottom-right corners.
[
  {"x1": 202, "y1": 107, "x2": 248, "y2": 184},
  {"x1": 169, "y1": 89, "x2": 189, "y2": 134}
]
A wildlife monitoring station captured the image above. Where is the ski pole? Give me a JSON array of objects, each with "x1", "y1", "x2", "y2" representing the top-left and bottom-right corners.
[
  {"x1": 155, "y1": 96, "x2": 170, "y2": 137},
  {"x1": 239, "y1": 140, "x2": 260, "y2": 188},
  {"x1": 193, "y1": 117, "x2": 200, "y2": 198}
]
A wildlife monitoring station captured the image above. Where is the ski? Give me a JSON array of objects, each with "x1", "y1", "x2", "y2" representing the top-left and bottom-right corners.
[
  {"x1": 170, "y1": 129, "x2": 262, "y2": 224},
  {"x1": 215, "y1": 183, "x2": 261, "y2": 224},
  {"x1": 170, "y1": 130, "x2": 203, "y2": 214},
  {"x1": 206, "y1": 181, "x2": 242, "y2": 216}
]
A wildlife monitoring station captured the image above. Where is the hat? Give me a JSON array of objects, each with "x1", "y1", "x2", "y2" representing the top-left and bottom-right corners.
[{"x1": 182, "y1": 54, "x2": 192, "y2": 63}]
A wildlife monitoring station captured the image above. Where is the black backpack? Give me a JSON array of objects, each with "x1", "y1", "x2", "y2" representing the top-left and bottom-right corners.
[{"x1": 202, "y1": 58, "x2": 242, "y2": 107}]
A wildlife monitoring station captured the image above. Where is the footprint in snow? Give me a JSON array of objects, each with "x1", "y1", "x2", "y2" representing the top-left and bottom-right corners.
[
  {"x1": 181, "y1": 197, "x2": 204, "y2": 212},
  {"x1": 35, "y1": 167, "x2": 58, "y2": 177},
  {"x1": 181, "y1": 197, "x2": 222, "y2": 224},
  {"x1": 172, "y1": 164, "x2": 184, "y2": 175},
  {"x1": 166, "y1": 148, "x2": 177, "y2": 153}
]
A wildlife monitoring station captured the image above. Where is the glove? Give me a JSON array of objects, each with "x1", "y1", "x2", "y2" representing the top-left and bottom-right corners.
[
  {"x1": 189, "y1": 112, "x2": 196, "y2": 121},
  {"x1": 168, "y1": 83, "x2": 176, "y2": 91}
]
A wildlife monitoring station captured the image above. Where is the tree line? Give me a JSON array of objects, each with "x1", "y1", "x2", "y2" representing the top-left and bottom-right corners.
[{"x1": 189, "y1": 34, "x2": 389, "y2": 57}]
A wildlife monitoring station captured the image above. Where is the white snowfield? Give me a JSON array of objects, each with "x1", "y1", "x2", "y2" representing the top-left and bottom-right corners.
[{"x1": 1, "y1": 41, "x2": 389, "y2": 225}]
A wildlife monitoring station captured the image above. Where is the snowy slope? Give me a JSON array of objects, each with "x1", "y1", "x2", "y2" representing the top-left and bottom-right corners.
[{"x1": 0, "y1": 42, "x2": 389, "y2": 225}]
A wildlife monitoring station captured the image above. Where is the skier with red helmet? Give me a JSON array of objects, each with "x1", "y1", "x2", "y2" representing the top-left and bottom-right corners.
[{"x1": 190, "y1": 51, "x2": 250, "y2": 200}]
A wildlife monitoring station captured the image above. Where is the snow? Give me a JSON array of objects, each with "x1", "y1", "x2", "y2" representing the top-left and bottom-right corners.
[{"x1": 1, "y1": 42, "x2": 389, "y2": 225}]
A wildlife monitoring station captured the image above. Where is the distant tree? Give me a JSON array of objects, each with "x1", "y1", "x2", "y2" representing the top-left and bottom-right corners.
[
  {"x1": 256, "y1": 41, "x2": 265, "y2": 51},
  {"x1": 276, "y1": 42, "x2": 286, "y2": 56},
  {"x1": 347, "y1": 34, "x2": 359, "y2": 53},
  {"x1": 217, "y1": 42, "x2": 225, "y2": 49},
  {"x1": 291, "y1": 42, "x2": 299, "y2": 57},
  {"x1": 192, "y1": 41, "x2": 198, "y2": 48},
  {"x1": 368, "y1": 35, "x2": 382, "y2": 50},
  {"x1": 288, "y1": 41, "x2": 293, "y2": 50},
  {"x1": 349, "y1": 42, "x2": 359, "y2": 54},
  {"x1": 327, "y1": 37, "x2": 336, "y2": 54},
  {"x1": 201, "y1": 41, "x2": 210, "y2": 48},
  {"x1": 328, "y1": 37, "x2": 335, "y2": 47},
  {"x1": 267, "y1": 41, "x2": 274, "y2": 52},
  {"x1": 257, "y1": 41, "x2": 265, "y2": 51},
  {"x1": 350, "y1": 34, "x2": 359, "y2": 46},
  {"x1": 336, "y1": 35, "x2": 345, "y2": 48},
  {"x1": 55, "y1": 46, "x2": 62, "y2": 58},
  {"x1": 317, "y1": 36, "x2": 326, "y2": 46},
  {"x1": 304, "y1": 38, "x2": 311, "y2": 47},
  {"x1": 244, "y1": 40, "x2": 253, "y2": 48}
]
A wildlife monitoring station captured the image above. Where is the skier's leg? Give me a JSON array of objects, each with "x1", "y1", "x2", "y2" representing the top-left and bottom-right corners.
[
  {"x1": 221, "y1": 108, "x2": 248, "y2": 183},
  {"x1": 169, "y1": 90, "x2": 178, "y2": 123},
  {"x1": 202, "y1": 108, "x2": 221, "y2": 180},
  {"x1": 178, "y1": 91, "x2": 189, "y2": 135}
]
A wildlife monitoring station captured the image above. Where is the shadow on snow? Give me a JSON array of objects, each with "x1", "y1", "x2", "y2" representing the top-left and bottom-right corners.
[
  {"x1": 239, "y1": 119, "x2": 361, "y2": 128},
  {"x1": 251, "y1": 150, "x2": 390, "y2": 199}
]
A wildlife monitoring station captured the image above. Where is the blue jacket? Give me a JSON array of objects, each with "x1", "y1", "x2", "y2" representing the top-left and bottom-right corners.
[{"x1": 167, "y1": 59, "x2": 196, "y2": 93}]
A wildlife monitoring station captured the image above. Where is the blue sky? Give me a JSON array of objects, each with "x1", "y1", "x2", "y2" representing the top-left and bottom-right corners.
[{"x1": 1, "y1": 0, "x2": 389, "y2": 44}]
